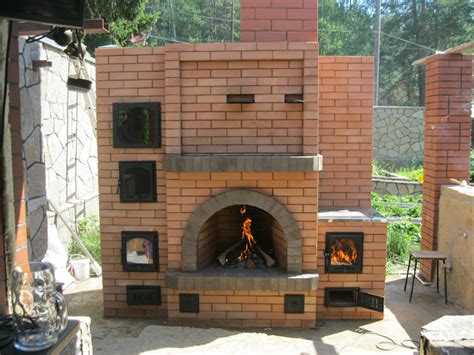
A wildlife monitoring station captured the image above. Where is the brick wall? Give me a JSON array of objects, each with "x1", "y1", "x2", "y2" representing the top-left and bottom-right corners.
[
  {"x1": 95, "y1": 47, "x2": 168, "y2": 317},
  {"x1": 318, "y1": 56, "x2": 374, "y2": 208},
  {"x1": 165, "y1": 172, "x2": 318, "y2": 272},
  {"x1": 420, "y1": 53, "x2": 472, "y2": 280},
  {"x1": 240, "y1": 0, "x2": 318, "y2": 42},
  {"x1": 179, "y1": 59, "x2": 304, "y2": 155},
  {"x1": 164, "y1": 42, "x2": 319, "y2": 156},
  {"x1": 317, "y1": 221, "x2": 387, "y2": 320},
  {"x1": 95, "y1": 43, "x2": 321, "y2": 321},
  {"x1": 168, "y1": 289, "x2": 317, "y2": 328}
]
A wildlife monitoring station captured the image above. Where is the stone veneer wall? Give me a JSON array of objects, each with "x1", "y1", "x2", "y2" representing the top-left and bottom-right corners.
[
  {"x1": 19, "y1": 37, "x2": 99, "y2": 253},
  {"x1": 373, "y1": 106, "x2": 424, "y2": 167},
  {"x1": 317, "y1": 211, "x2": 387, "y2": 320},
  {"x1": 438, "y1": 186, "x2": 474, "y2": 311}
]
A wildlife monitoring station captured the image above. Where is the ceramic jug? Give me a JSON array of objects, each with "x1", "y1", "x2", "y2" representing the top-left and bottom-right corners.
[{"x1": 11, "y1": 262, "x2": 67, "y2": 351}]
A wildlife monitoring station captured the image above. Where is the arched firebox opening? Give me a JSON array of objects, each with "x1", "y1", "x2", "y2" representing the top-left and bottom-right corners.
[
  {"x1": 182, "y1": 189, "x2": 302, "y2": 273},
  {"x1": 196, "y1": 205, "x2": 287, "y2": 271}
]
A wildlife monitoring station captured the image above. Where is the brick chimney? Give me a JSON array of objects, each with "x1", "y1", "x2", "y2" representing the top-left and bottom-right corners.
[{"x1": 240, "y1": 0, "x2": 318, "y2": 42}]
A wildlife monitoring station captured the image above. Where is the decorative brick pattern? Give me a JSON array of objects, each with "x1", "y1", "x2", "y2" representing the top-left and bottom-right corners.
[
  {"x1": 319, "y1": 56, "x2": 374, "y2": 208},
  {"x1": 167, "y1": 289, "x2": 318, "y2": 328},
  {"x1": 166, "y1": 173, "x2": 318, "y2": 273},
  {"x1": 163, "y1": 42, "x2": 319, "y2": 156},
  {"x1": 240, "y1": 0, "x2": 318, "y2": 42},
  {"x1": 420, "y1": 53, "x2": 472, "y2": 280},
  {"x1": 317, "y1": 220, "x2": 387, "y2": 320}
]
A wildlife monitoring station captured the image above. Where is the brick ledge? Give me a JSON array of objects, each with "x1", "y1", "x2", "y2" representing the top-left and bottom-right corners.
[
  {"x1": 166, "y1": 269, "x2": 319, "y2": 291},
  {"x1": 164, "y1": 155, "x2": 323, "y2": 172}
]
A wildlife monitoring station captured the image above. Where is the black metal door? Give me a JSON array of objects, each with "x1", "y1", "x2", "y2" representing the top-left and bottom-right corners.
[{"x1": 357, "y1": 291, "x2": 384, "y2": 312}]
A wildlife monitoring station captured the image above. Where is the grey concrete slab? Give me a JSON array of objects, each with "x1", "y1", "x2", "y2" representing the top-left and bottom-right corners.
[{"x1": 64, "y1": 274, "x2": 466, "y2": 355}]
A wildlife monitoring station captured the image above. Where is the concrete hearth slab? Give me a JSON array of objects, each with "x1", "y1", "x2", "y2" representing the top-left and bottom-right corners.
[
  {"x1": 64, "y1": 274, "x2": 466, "y2": 354},
  {"x1": 166, "y1": 267, "x2": 319, "y2": 291}
]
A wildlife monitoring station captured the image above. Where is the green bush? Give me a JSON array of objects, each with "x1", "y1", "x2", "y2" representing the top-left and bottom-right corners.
[
  {"x1": 69, "y1": 216, "x2": 101, "y2": 264},
  {"x1": 371, "y1": 193, "x2": 422, "y2": 273},
  {"x1": 371, "y1": 192, "x2": 422, "y2": 218},
  {"x1": 387, "y1": 221, "x2": 421, "y2": 262}
]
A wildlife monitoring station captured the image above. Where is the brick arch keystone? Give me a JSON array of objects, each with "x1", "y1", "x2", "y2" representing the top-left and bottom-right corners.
[{"x1": 182, "y1": 189, "x2": 302, "y2": 273}]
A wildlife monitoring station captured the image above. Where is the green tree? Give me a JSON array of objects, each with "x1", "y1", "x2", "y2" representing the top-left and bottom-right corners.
[
  {"x1": 149, "y1": 0, "x2": 239, "y2": 44},
  {"x1": 379, "y1": 0, "x2": 473, "y2": 105},
  {"x1": 84, "y1": 0, "x2": 160, "y2": 52},
  {"x1": 318, "y1": 0, "x2": 373, "y2": 56}
]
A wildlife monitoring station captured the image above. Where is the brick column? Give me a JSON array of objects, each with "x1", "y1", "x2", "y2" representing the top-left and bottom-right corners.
[
  {"x1": 420, "y1": 53, "x2": 472, "y2": 279},
  {"x1": 240, "y1": 0, "x2": 318, "y2": 42}
]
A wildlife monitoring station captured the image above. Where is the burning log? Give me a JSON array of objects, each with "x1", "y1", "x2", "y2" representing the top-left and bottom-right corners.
[
  {"x1": 217, "y1": 240, "x2": 245, "y2": 266},
  {"x1": 216, "y1": 205, "x2": 277, "y2": 269},
  {"x1": 255, "y1": 246, "x2": 276, "y2": 267}
]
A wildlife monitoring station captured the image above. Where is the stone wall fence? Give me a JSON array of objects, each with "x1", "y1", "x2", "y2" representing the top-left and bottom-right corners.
[
  {"x1": 19, "y1": 37, "x2": 98, "y2": 259},
  {"x1": 373, "y1": 106, "x2": 424, "y2": 167}
]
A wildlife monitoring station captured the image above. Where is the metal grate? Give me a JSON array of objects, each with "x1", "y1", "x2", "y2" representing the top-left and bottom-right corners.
[
  {"x1": 284, "y1": 294, "x2": 305, "y2": 314},
  {"x1": 127, "y1": 286, "x2": 161, "y2": 305},
  {"x1": 179, "y1": 294, "x2": 200, "y2": 313}
]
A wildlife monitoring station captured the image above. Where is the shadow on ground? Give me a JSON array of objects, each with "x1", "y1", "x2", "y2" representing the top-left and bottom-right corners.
[{"x1": 64, "y1": 275, "x2": 464, "y2": 354}]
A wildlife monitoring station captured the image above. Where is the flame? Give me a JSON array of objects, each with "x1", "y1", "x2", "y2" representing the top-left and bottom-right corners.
[
  {"x1": 240, "y1": 206, "x2": 246, "y2": 215},
  {"x1": 238, "y1": 208, "x2": 256, "y2": 261},
  {"x1": 330, "y1": 239, "x2": 357, "y2": 265}
]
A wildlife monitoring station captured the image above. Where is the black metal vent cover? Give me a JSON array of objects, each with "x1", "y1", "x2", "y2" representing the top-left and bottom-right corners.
[
  {"x1": 118, "y1": 161, "x2": 157, "y2": 203},
  {"x1": 226, "y1": 94, "x2": 255, "y2": 103},
  {"x1": 284, "y1": 294, "x2": 305, "y2": 314},
  {"x1": 325, "y1": 232, "x2": 364, "y2": 274},
  {"x1": 127, "y1": 285, "x2": 161, "y2": 305},
  {"x1": 179, "y1": 294, "x2": 200, "y2": 313}
]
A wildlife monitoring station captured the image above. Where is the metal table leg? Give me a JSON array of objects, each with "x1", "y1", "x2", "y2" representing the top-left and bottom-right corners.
[
  {"x1": 436, "y1": 260, "x2": 439, "y2": 293},
  {"x1": 404, "y1": 254, "x2": 412, "y2": 292},
  {"x1": 443, "y1": 259, "x2": 447, "y2": 304},
  {"x1": 409, "y1": 258, "x2": 418, "y2": 303}
]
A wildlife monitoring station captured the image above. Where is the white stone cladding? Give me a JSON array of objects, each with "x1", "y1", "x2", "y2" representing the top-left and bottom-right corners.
[{"x1": 19, "y1": 37, "x2": 98, "y2": 258}]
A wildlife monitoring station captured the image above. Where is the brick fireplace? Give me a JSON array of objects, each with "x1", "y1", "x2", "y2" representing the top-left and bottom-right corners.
[{"x1": 95, "y1": 0, "x2": 387, "y2": 327}]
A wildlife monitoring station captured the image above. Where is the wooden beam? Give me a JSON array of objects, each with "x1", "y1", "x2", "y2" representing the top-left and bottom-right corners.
[
  {"x1": 413, "y1": 41, "x2": 474, "y2": 66},
  {"x1": 18, "y1": 19, "x2": 109, "y2": 36}
]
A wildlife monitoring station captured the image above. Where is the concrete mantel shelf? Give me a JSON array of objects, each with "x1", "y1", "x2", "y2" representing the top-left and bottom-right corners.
[
  {"x1": 166, "y1": 268, "x2": 319, "y2": 291},
  {"x1": 164, "y1": 155, "x2": 323, "y2": 172},
  {"x1": 318, "y1": 208, "x2": 388, "y2": 223}
]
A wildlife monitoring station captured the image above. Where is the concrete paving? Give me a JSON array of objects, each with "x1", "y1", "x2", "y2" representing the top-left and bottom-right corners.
[{"x1": 64, "y1": 274, "x2": 466, "y2": 354}]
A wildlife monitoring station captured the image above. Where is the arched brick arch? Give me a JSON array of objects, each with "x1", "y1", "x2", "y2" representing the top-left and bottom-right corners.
[{"x1": 182, "y1": 189, "x2": 302, "y2": 273}]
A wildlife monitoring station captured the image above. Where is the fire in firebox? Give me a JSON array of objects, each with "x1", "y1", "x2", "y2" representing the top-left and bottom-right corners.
[
  {"x1": 216, "y1": 205, "x2": 276, "y2": 269},
  {"x1": 330, "y1": 239, "x2": 358, "y2": 265}
]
